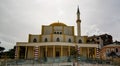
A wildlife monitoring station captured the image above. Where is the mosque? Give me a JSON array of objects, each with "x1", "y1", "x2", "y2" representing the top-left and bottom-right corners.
[{"x1": 15, "y1": 7, "x2": 99, "y2": 61}]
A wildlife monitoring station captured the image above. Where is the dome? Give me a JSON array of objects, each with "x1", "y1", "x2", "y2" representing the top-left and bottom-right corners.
[{"x1": 50, "y1": 22, "x2": 67, "y2": 26}]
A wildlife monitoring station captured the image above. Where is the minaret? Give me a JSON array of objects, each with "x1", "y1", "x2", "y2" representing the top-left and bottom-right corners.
[{"x1": 76, "y1": 6, "x2": 81, "y2": 36}]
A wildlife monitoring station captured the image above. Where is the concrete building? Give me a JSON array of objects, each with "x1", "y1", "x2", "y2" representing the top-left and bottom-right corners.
[{"x1": 100, "y1": 43, "x2": 120, "y2": 60}]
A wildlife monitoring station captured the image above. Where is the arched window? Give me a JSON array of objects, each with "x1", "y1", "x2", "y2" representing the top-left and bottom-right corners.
[
  {"x1": 68, "y1": 39, "x2": 71, "y2": 42},
  {"x1": 87, "y1": 40, "x2": 90, "y2": 43},
  {"x1": 45, "y1": 38, "x2": 48, "y2": 42},
  {"x1": 33, "y1": 38, "x2": 37, "y2": 42},
  {"x1": 57, "y1": 32, "x2": 59, "y2": 34},
  {"x1": 60, "y1": 32, "x2": 62, "y2": 34},
  {"x1": 92, "y1": 39, "x2": 95, "y2": 42},
  {"x1": 54, "y1": 32, "x2": 56, "y2": 34},
  {"x1": 116, "y1": 48, "x2": 118, "y2": 52},
  {"x1": 96, "y1": 37, "x2": 99, "y2": 40},
  {"x1": 56, "y1": 38, "x2": 60, "y2": 42},
  {"x1": 97, "y1": 42, "x2": 100, "y2": 44},
  {"x1": 78, "y1": 39, "x2": 82, "y2": 43}
]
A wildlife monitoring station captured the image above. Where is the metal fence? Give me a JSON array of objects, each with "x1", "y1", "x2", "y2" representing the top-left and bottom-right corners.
[{"x1": 0, "y1": 56, "x2": 120, "y2": 66}]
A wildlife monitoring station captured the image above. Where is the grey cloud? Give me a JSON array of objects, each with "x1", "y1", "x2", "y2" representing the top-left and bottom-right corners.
[{"x1": 0, "y1": 0, "x2": 120, "y2": 50}]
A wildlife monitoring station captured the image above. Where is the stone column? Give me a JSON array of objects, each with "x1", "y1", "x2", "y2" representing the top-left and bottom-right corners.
[
  {"x1": 68, "y1": 46, "x2": 70, "y2": 56},
  {"x1": 87, "y1": 48, "x2": 89, "y2": 58},
  {"x1": 78, "y1": 47, "x2": 80, "y2": 55},
  {"x1": 96, "y1": 48, "x2": 99, "y2": 58},
  {"x1": 53, "y1": 45, "x2": 55, "y2": 58},
  {"x1": 45, "y1": 46, "x2": 48, "y2": 57},
  {"x1": 39, "y1": 46, "x2": 40, "y2": 58},
  {"x1": 80, "y1": 48, "x2": 82, "y2": 56},
  {"x1": 34, "y1": 46, "x2": 39, "y2": 60},
  {"x1": 94, "y1": 48, "x2": 96, "y2": 59},
  {"x1": 61, "y1": 46, "x2": 63, "y2": 57},
  {"x1": 25, "y1": 46, "x2": 27, "y2": 59},
  {"x1": 15, "y1": 46, "x2": 20, "y2": 59}
]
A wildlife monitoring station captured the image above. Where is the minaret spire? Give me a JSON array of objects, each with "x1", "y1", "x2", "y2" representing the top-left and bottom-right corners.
[
  {"x1": 76, "y1": 6, "x2": 81, "y2": 36},
  {"x1": 77, "y1": 6, "x2": 80, "y2": 14},
  {"x1": 76, "y1": 6, "x2": 81, "y2": 22}
]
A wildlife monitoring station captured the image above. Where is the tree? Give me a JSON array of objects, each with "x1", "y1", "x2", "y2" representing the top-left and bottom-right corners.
[
  {"x1": 0, "y1": 46, "x2": 5, "y2": 52},
  {"x1": 108, "y1": 51, "x2": 117, "y2": 58},
  {"x1": 70, "y1": 46, "x2": 80, "y2": 61},
  {"x1": 0, "y1": 46, "x2": 5, "y2": 58},
  {"x1": 6, "y1": 46, "x2": 16, "y2": 59}
]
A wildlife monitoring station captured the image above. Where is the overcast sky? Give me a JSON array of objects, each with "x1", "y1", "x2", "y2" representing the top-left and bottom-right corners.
[{"x1": 0, "y1": 0, "x2": 120, "y2": 51}]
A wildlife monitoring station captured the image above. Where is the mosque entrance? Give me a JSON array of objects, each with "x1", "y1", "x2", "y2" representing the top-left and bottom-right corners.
[
  {"x1": 56, "y1": 51, "x2": 60, "y2": 57},
  {"x1": 19, "y1": 46, "x2": 25, "y2": 59}
]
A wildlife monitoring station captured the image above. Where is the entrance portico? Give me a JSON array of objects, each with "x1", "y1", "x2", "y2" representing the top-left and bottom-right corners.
[{"x1": 15, "y1": 42, "x2": 99, "y2": 59}]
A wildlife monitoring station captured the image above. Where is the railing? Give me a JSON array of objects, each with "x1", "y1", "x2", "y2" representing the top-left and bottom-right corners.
[{"x1": 1, "y1": 56, "x2": 120, "y2": 66}]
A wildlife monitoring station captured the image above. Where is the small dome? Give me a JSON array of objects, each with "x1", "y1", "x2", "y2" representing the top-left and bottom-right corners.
[{"x1": 50, "y1": 22, "x2": 67, "y2": 26}]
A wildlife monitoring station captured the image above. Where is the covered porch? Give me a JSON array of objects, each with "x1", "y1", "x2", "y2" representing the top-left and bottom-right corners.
[{"x1": 15, "y1": 42, "x2": 99, "y2": 60}]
